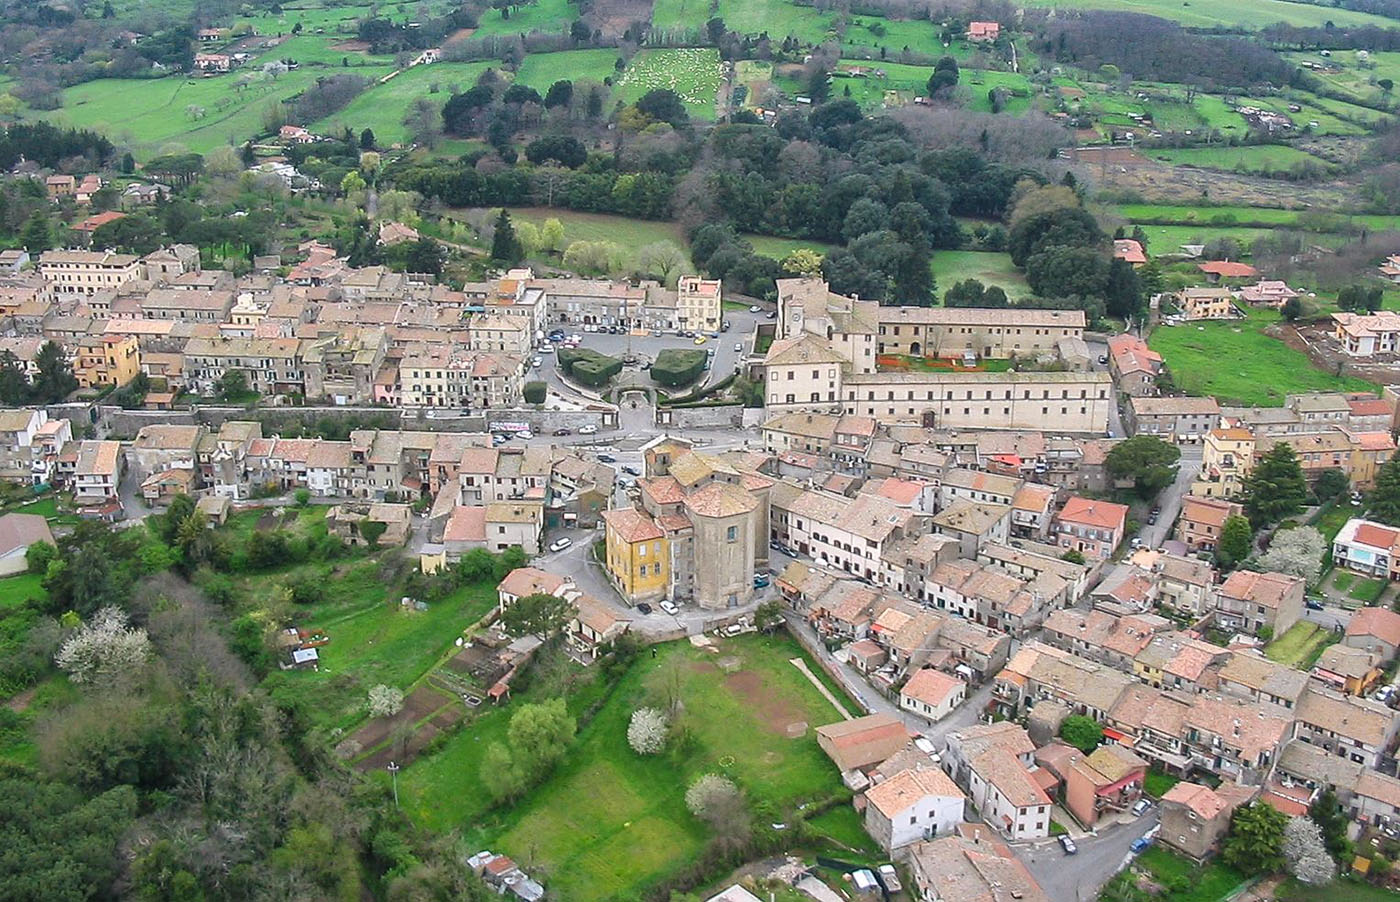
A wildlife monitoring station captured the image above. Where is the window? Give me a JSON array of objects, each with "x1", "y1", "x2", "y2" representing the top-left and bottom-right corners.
[{"x1": 727, "y1": 526, "x2": 737, "y2": 542}]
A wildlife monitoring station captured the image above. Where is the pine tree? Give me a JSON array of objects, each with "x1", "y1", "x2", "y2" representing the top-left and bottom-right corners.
[
  {"x1": 1244, "y1": 443, "x2": 1307, "y2": 528},
  {"x1": 490, "y1": 209, "x2": 523, "y2": 265},
  {"x1": 1216, "y1": 515, "x2": 1253, "y2": 570},
  {"x1": 21, "y1": 212, "x2": 51, "y2": 253}
]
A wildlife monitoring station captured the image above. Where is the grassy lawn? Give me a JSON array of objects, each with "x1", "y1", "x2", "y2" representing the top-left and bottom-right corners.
[
  {"x1": 1265, "y1": 622, "x2": 1336, "y2": 669},
  {"x1": 0, "y1": 572, "x2": 47, "y2": 611},
  {"x1": 1352, "y1": 576, "x2": 1388, "y2": 604},
  {"x1": 745, "y1": 233, "x2": 837, "y2": 261},
  {"x1": 405, "y1": 632, "x2": 855, "y2": 901},
  {"x1": 717, "y1": 0, "x2": 835, "y2": 44},
  {"x1": 842, "y1": 16, "x2": 942, "y2": 57},
  {"x1": 651, "y1": 0, "x2": 711, "y2": 31},
  {"x1": 1145, "y1": 144, "x2": 1333, "y2": 175},
  {"x1": 1, "y1": 495, "x2": 79, "y2": 527},
  {"x1": 472, "y1": 0, "x2": 575, "y2": 39},
  {"x1": 1144, "y1": 769, "x2": 1180, "y2": 799},
  {"x1": 312, "y1": 61, "x2": 496, "y2": 145},
  {"x1": 930, "y1": 250, "x2": 1030, "y2": 299},
  {"x1": 1019, "y1": 0, "x2": 1399, "y2": 28},
  {"x1": 1148, "y1": 311, "x2": 1377, "y2": 407},
  {"x1": 1134, "y1": 846, "x2": 1250, "y2": 902},
  {"x1": 514, "y1": 49, "x2": 622, "y2": 94},
  {"x1": 615, "y1": 48, "x2": 722, "y2": 119}
]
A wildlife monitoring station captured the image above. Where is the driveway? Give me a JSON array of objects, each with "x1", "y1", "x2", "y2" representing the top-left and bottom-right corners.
[{"x1": 1022, "y1": 808, "x2": 1160, "y2": 902}]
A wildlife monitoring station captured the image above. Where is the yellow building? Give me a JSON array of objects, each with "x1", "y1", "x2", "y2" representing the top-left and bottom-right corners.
[
  {"x1": 73, "y1": 334, "x2": 140, "y2": 388},
  {"x1": 1190, "y1": 427, "x2": 1255, "y2": 499},
  {"x1": 602, "y1": 507, "x2": 670, "y2": 604}
]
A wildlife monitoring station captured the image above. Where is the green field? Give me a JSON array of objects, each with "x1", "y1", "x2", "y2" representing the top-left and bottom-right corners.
[
  {"x1": 1020, "y1": 0, "x2": 1400, "y2": 29},
  {"x1": 930, "y1": 250, "x2": 1031, "y2": 299},
  {"x1": 514, "y1": 49, "x2": 622, "y2": 94},
  {"x1": 651, "y1": 0, "x2": 712, "y2": 32},
  {"x1": 472, "y1": 0, "x2": 576, "y2": 39},
  {"x1": 403, "y1": 633, "x2": 856, "y2": 900},
  {"x1": 1278, "y1": 876, "x2": 1400, "y2": 902},
  {"x1": 313, "y1": 62, "x2": 495, "y2": 145},
  {"x1": 1126, "y1": 846, "x2": 1250, "y2": 902},
  {"x1": 745, "y1": 233, "x2": 838, "y2": 260},
  {"x1": 717, "y1": 0, "x2": 836, "y2": 44},
  {"x1": 1146, "y1": 144, "x2": 1333, "y2": 175},
  {"x1": 41, "y1": 64, "x2": 392, "y2": 157},
  {"x1": 1148, "y1": 311, "x2": 1377, "y2": 406},
  {"x1": 1264, "y1": 622, "x2": 1337, "y2": 668},
  {"x1": 615, "y1": 48, "x2": 722, "y2": 119},
  {"x1": 842, "y1": 16, "x2": 943, "y2": 56}
]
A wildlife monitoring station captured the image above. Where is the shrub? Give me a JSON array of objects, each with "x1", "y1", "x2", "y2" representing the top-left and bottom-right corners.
[
  {"x1": 650, "y1": 348, "x2": 707, "y2": 387},
  {"x1": 557, "y1": 348, "x2": 622, "y2": 387},
  {"x1": 523, "y1": 381, "x2": 547, "y2": 404}
]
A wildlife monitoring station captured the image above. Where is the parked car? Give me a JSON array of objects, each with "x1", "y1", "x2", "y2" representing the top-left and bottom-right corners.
[
  {"x1": 1132, "y1": 799, "x2": 1152, "y2": 817},
  {"x1": 721, "y1": 320, "x2": 730, "y2": 331},
  {"x1": 693, "y1": 336, "x2": 707, "y2": 345},
  {"x1": 765, "y1": 311, "x2": 777, "y2": 319},
  {"x1": 1059, "y1": 835, "x2": 1078, "y2": 855},
  {"x1": 1146, "y1": 514, "x2": 1158, "y2": 525},
  {"x1": 596, "y1": 452, "x2": 617, "y2": 463},
  {"x1": 877, "y1": 864, "x2": 902, "y2": 893},
  {"x1": 518, "y1": 430, "x2": 533, "y2": 440},
  {"x1": 578, "y1": 424, "x2": 598, "y2": 435},
  {"x1": 753, "y1": 572, "x2": 771, "y2": 589},
  {"x1": 1305, "y1": 597, "x2": 1324, "y2": 611},
  {"x1": 636, "y1": 602, "x2": 653, "y2": 615},
  {"x1": 749, "y1": 305, "x2": 761, "y2": 313},
  {"x1": 709, "y1": 331, "x2": 720, "y2": 338},
  {"x1": 553, "y1": 428, "x2": 572, "y2": 436},
  {"x1": 1098, "y1": 355, "x2": 1108, "y2": 365},
  {"x1": 1130, "y1": 834, "x2": 1154, "y2": 854},
  {"x1": 548, "y1": 537, "x2": 572, "y2": 553},
  {"x1": 530, "y1": 356, "x2": 543, "y2": 368},
  {"x1": 538, "y1": 344, "x2": 555, "y2": 354},
  {"x1": 659, "y1": 600, "x2": 680, "y2": 616},
  {"x1": 734, "y1": 342, "x2": 743, "y2": 352},
  {"x1": 622, "y1": 465, "x2": 641, "y2": 476}
]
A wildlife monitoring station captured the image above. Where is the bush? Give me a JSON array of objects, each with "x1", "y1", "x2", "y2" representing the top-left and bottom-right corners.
[
  {"x1": 523, "y1": 381, "x2": 547, "y2": 404},
  {"x1": 650, "y1": 349, "x2": 707, "y2": 387},
  {"x1": 557, "y1": 348, "x2": 623, "y2": 387}
]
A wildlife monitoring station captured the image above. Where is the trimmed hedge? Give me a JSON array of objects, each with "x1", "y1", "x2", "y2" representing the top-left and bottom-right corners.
[
  {"x1": 650, "y1": 348, "x2": 707, "y2": 387},
  {"x1": 557, "y1": 348, "x2": 622, "y2": 387},
  {"x1": 523, "y1": 381, "x2": 547, "y2": 404}
]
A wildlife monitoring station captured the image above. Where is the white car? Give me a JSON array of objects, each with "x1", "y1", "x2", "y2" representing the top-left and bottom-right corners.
[
  {"x1": 538, "y1": 345, "x2": 555, "y2": 354},
  {"x1": 518, "y1": 430, "x2": 533, "y2": 440},
  {"x1": 748, "y1": 305, "x2": 761, "y2": 312},
  {"x1": 578, "y1": 424, "x2": 598, "y2": 435},
  {"x1": 530, "y1": 356, "x2": 543, "y2": 367},
  {"x1": 659, "y1": 600, "x2": 680, "y2": 615},
  {"x1": 548, "y1": 537, "x2": 572, "y2": 553},
  {"x1": 734, "y1": 343, "x2": 743, "y2": 352}
]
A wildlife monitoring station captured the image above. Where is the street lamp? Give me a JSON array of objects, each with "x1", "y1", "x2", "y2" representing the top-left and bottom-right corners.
[{"x1": 387, "y1": 760, "x2": 400, "y2": 808}]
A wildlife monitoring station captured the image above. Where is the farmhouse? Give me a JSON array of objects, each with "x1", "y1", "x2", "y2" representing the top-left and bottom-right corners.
[
  {"x1": 967, "y1": 21, "x2": 1000, "y2": 41},
  {"x1": 1113, "y1": 239, "x2": 1146, "y2": 265},
  {"x1": 1197, "y1": 260, "x2": 1259, "y2": 283},
  {"x1": 899, "y1": 668, "x2": 966, "y2": 722},
  {"x1": 1173, "y1": 287, "x2": 1236, "y2": 321}
]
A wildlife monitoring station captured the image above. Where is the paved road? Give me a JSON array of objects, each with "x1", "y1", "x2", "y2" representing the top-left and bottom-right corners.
[
  {"x1": 1024, "y1": 809, "x2": 1160, "y2": 902},
  {"x1": 1136, "y1": 445, "x2": 1203, "y2": 550},
  {"x1": 1084, "y1": 338, "x2": 1124, "y2": 439}
]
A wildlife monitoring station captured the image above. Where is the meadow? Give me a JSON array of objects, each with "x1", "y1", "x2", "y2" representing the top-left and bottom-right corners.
[
  {"x1": 1148, "y1": 310, "x2": 1377, "y2": 407},
  {"x1": 716, "y1": 0, "x2": 836, "y2": 44},
  {"x1": 1019, "y1": 0, "x2": 1400, "y2": 29},
  {"x1": 842, "y1": 16, "x2": 942, "y2": 57},
  {"x1": 472, "y1": 0, "x2": 575, "y2": 39},
  {"x1": 403, "y1": 632, "x2": 860, "y2": 901},
  {"x1": 1145, "y1": 144, "x2": 1333, "y2": 176},
  {"x1": 513, "y1": 49, "x2": 622, "y2": 94},
  {"x1": 930, "y1": 250, "x2": 1031, "y2": 299},
  {"x1": 312, "y1": 61, "x2": 496, "y2": 145},
  {"x1": 615, "y1": 48, "x2": 723, "y2": 119}
]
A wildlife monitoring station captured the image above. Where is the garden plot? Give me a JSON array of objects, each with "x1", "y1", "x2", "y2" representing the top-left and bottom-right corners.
[{"x1": 614, "y1": 48, "x2": 722, "y2": 119}]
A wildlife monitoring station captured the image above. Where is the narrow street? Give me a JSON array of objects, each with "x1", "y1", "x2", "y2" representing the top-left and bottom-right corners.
[{"x1": 1137, "y1": 444, "x2": 1203, "y2": 549}]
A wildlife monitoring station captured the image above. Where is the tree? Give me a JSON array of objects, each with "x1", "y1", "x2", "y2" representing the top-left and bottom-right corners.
[
  {"x1": 403, "y1": 237, "x2": 445, "y2": 276},
  {"x1": 1105, "y1": 257, "x2": 1144, "y2": 320},
  {"x1": 540, "y1": 217, "x2": 565, "y2": 252},
  {"x1": 32, "y1": 340, "x2": 77, "y2": 403},
  {"x1": 359, "y1": 128, "x2": 376, "y2": 149},
  {"x1": 944, "y1": 278, "x2": 1009, "y2": 308},
  {"x1": 507, "y1": 697, "x2": 575, "y2": 776},
  {"x1": 490, "y1": 209, "x2": 523, "y2": 265},
  {"x1": 1302, "y1": 471, "x2": 1348, "y2": 508},
  {"x1": 26, "y1": 540, "x2": 56, "y2": 575},
  {"x1": 1105, "y1": 435, "x2": 1181, "y2": 499},
  {"x1": 1244, "y1": 443, "x2": 1307, "y2": 527},
  {"x1": 627, "y1": 707, "x2": 668, "y2": 755},
  {"x1": 1281, "y1": 295, "x2": 1304, "y2": 322},
  {"x1": 544, "y1": 80, "x2": 573, "y2": 108},
  {"x1": 368, "y1": 684, "x2": 404, "y2": 718},
  {"x1": 1309, "y1": 790, "x2": 1352, "y2": 864},
  {"x1": 1256, "y1": 526, "x2": 1325, "y2": 582},
  {"x1": 455, "y1": 547, "x2": 495, "y2": 583},
  {"x1": 1369, "y1": 455, "x2": 1400, "y2": 526},
  {"x1": 1283, "y1": 816, "x2": 1335, "y2": 886},
  {"x1": 781, "y1": 248, "x2": 824, "y2": 277},
  {"x1": 481, "y1": 741, "x2": 526, "y2": 802},
  {"x1": 21, "y1": 212, "x2": 51, "y2": 253},
  {"x1": 1059, "y1": 715, "x2": 1103, "y2": 753},
  {"x1": 218, "y1": 369, "x2": 249, "y2": 400},
  {"x1": 1061, "y1": 549, "x2": 1086, "y2": 564},
  {"x1": 0, "y1": 780, "x2": 136, "y2": 901},
  {"x1": 500, "y1": 592, "x2": 575, "y2": 640},
  {"x1": 634, "y1": 89, "x2": 689, "y2": 127},
  {"x1": 295, "y1": 488, "x2": 311, "y2": 507},
  {"x1": 359, "y1": 519, "x2": 388, "y2": 547},
  {"x1": 1217, "y1": 516, "x2": 1253, "y2": 570},
  {"x1": 754, "y1": 600, "x2": 783, "y2": 633},
  {"x1": 54, "y1": 606, "x2": 152, "y2": 686},
  {"x1": 1222, "y1": 802, "x2": 1288, "y2": 877},
  {"x1": 927, "y1": 56, "x2": 960, "y2": 94},
  {"x1": 685, "y1": 773, "x2": 750, "y2": 843}
]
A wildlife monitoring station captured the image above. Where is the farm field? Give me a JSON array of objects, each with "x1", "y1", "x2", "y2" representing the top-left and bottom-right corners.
[
  {"x1": 717, "y1": 0, "x2": 835, "y2": 44},
  {"x1": 1019, "y1": 0, "x2": 1400, "y2": 29},
  {"x1": 472, "y1": 0, "x2": 574, "y2": 39},
  {"x1": 963, "y1": 70, "x2": 1034, "y2": 114},
  {"x1": 842, "y1": 16, "x2": 942, "y2": 56},
  {"x1": 614, "y1": 48, "x2": 722, "y2": 119},
  {"x1": 930, "y1": 250, "x2": 1031, "y2": 299},
  {"x1": 1148, "y1": 311, "x2": 1377, "y2": 407},
  {"x1": 513, "y1": 49, "x2": 622, "y2": 94},
  {"x1": 483, "y1": 634, "x2": 855, "y2": 901},
  {"x1": 650, "y1": 0, "x2": 710, "y2": 32},
  {"x1": 313, "y1": 62, "x2": 495, "y2": 145},
  {"x1": 41, "y1": 65, "x2": 390, "y2": 158},
  {"x1": 1144, "y1": 144, "x2": 1333, "y2": 175}
]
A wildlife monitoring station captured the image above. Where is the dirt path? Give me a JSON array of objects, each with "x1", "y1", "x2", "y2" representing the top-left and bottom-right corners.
[{"x1": 788, "y1": 657, "x2": 853, "y2": 720}]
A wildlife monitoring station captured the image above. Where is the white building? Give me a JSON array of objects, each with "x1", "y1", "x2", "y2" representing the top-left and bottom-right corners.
[
  {"x1": 863, "y1": 766, "x2": 966, "y2": 853},
  {"x1": 899, "y1": 668, "x2": 967, "y2": 723}
]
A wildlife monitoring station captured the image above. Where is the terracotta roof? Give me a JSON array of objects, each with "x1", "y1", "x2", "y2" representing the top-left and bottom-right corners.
[
  {"x1": 1218, "y1": 569, "x2": 1302, "y2": 610},
  {"x1": 1347, "y1": 607, "x2": 1400, "y2": 647},
  {"x1": 901, "y1": 668, "x2": 965, "y2": 708},
  {"x1": 603, "y1": 507, "x2": 665, "y2": 544},
  {"x1": 1056, "y1": 495, "x2": 1128, "y2": 531},
  {"x1": 1161, "y1": 781, "x2": 1231, "y2": 820},
  {"x1": 443, "y1": 505, "x2": 486, "y2": 543},
  {"x1": 866, "y1": 766, "x2": 964, "y2": 818},
  {"x1": 1198, "y1": 261, "x2": 1259, "y2": 277},
  {"x1": 497, "y1": 566, "x2": 568, "y2": 598},
  {"x1": 816, "y1": 713, "x2": 910, "y2": 772},
  {"x1": 684, "y1": 481, "x2": 758, "y2": 518}
]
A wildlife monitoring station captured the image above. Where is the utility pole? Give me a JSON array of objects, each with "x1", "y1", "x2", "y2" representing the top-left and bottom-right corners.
[{"x1": 387, "y1": 760, "x2": 400, "y2": 808}]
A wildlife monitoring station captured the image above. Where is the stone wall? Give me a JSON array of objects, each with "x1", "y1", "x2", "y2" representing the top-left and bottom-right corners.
[{"x1": 655, "y1": 403, "x2": 744, "y2": 429}]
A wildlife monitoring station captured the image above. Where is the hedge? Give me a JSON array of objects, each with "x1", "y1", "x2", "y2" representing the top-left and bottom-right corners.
[
  {"x1": 523, "y1": 381, "x2": 547, "y2": 404},
  {"x1": 650, "y1": 348, "x2": 707, "y2": 387},
  {"x1": 661, "y1": 371, "x2": 737, "y2": 406},
  {"x1": 557, "y1": 348, "x2": 622, "y2": 387}
]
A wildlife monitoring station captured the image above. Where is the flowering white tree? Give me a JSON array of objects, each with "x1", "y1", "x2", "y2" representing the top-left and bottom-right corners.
[
  {"x1": 627, "y1": 707, "x2": 669, "y2": 755},
  {"x1": 684, "y1": 773, "x2": 750, "y2": 839},
  {"x1": 1256, "y1": 526, "x2": 1326, "y2": 582},
  {"x1": 367, "y1": 684, "x2": 404, "y2": 718},
  {"x1": 1283, "y1": 816, "x2": 1335, "y2": 886},
  {"x1": 54, "y1": 606, "x2": 151, "y2": 685}
]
